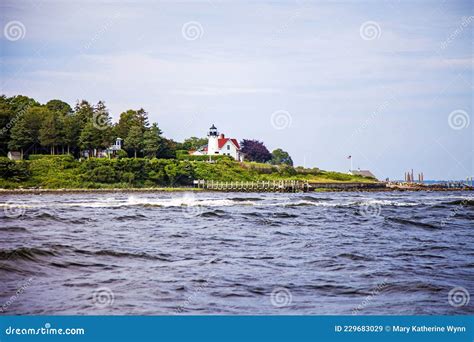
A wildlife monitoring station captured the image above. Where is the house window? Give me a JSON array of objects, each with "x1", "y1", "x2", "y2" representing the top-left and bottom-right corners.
[{"x1": 227, "y1": 145, "x2": 230, "y2": 150}]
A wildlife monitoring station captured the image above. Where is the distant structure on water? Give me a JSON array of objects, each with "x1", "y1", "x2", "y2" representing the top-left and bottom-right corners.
[{"x1": 191, "y1": 124, "x2": 244, "y2": 161}]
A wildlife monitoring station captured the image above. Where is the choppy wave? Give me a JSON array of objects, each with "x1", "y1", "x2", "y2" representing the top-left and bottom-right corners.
[
  {"x1": 0, "y1": 194, "x2": 443, "y2": 212},
  {"x1": 0, "y1": 226, "x2": 29, "y2": 232},
  {"x1": 443, "y1": 199, "x2": 474, "y2": 206},
  {"x1": 1, "y1": 191, "x2": 473, "y2": 315},
  {"x1": 73, "y1": 249, "x2": 174, "y2": 262},
  {"x1": 0, "y1": 247, "x2": 56, "y2": 261},
  {"x1": 386, "y1": 217, "x2": 440, "y2": 230}
]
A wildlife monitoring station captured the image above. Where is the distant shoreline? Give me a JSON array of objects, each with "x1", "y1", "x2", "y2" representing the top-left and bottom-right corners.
[{"x1": 0, "y1": 186, "x2": 472, "y2": 195}]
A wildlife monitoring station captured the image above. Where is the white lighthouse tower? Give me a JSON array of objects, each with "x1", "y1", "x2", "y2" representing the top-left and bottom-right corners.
[{"x1": 207, "y1": 124, "x2": 219, "y2": 155}]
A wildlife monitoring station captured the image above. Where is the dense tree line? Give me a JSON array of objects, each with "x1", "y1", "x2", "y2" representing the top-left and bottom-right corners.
[
  {"x1": 0, "y1": 95, "x2": 191, "y2": 159},
  {"x1": 0, "y1": 95, "x2": 293, "y2": 165}
]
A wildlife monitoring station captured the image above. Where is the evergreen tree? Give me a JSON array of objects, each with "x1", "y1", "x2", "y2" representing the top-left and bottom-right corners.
[
  {"x1": 115, "y1": 108, "x2": 149, "y2": 139},
  {"x1": 92, "y1": 101, "x2": 113, "y2": 149},
  {"x1": 143, "y1": 123, "x2": 163, "y2": 158},
  {"x1": 78, "y1": 103, "x2": 113, "y2": 157},
  {"x1": 125, "y1": 125, "x2": 143, "y2": 158},
  {"x1": 63, "y1": 114, "x2": 82, "y2": 154},
  {"x1": 74, "y1": 100, "x2": 94, "y2": 128},
  {"x1": 79, "y1": 121, "x2": 98, "y2": 157}
]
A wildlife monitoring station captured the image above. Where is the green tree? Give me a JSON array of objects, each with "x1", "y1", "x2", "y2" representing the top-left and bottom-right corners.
[
  {"x1": 181, "y1": 136, "x2": 207, "y2": 151},
  {"x1": 115, "y1": 108, "x2": 149, "y2": 139},
  {"x1": 63, "y1": 114, "x2": 82, "y2": 154},
  {"x1": 125, "y1": 125, "x2": 143, "y2": 158},
  {"x1": 0, "y1": 96, "x2": 14, "y2": 155},
  {"x1": 1, "y1": 95, "x2": 38, "y2": 155},
  {"x1": 79, "y1": 106, "x2": 113, "y2": 157},
  {"x1": 270, "y1": 148, "x2": 293, "y2": 166},
  {"x1": 158, "y1": 138, "x2": 178, "y2": 159},
  {"x1": 7, "y1": 95, "x2": 39, "y2": 114},
  {"x1": 74, "y1": 100, "x2": 95, "y2": 128},
  {"x1": 78, "y1": 121, "x2": 97, "y2": 157},
  {"x1": 46, "y1": 99, "x2": 72, "y2": 116},
  {"x1": 8, "y1": 107, "x2": 46, "y2": 158},
  {"x1": 142, "y1": 123, "x2": 163, "y2": 158},
  {"x1": 39, "y1": 112, "x2": 64, "y2": 154}
]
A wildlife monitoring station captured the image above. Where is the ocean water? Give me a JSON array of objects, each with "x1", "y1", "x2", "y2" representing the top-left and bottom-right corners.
[{"x1": 0, "y1": 191, "x2": 473, "y2": 315}]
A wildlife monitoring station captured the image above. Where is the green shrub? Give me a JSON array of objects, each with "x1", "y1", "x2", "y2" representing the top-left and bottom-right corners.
[
  {"x1": 177, "y1": 153, "x2": 232, "y2": 162},
  {"x1": 119, "y1": 171, "x2": 135, "y2": 184},
  {"x1": 295, "y1": 167, "x2": 320, "y2": 175},
  {"x1": 0, "y1": 157, "x2": 30, "y2": 181},
  {"x1": 84, "y1": 165, "x2": 116, "y2": 183},
  {"x1": 116, "y1": 150, "x2": 128, "y2": 159},
  {"x1": 278, "y1": 165, "x2": 297, "y2": 176},
  {"x1": 28, "y1": 154, "x2": 49, "y2": 160}
]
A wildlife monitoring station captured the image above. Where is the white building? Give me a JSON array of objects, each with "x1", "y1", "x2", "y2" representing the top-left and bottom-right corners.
[
  {"x1": 191, "y1": 125, "x2": 244, "y2": 161},
  {"x1": 7, "y1": 151, "x2": 22, "y2": 160},
  {"x1": 82, "y1": 137, "x2": 123, "y2": 158}
]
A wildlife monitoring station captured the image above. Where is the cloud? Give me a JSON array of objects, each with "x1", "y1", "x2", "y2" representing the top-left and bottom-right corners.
[{"x1": 0, "y1": 0, "x2": 472, "y2": 179}]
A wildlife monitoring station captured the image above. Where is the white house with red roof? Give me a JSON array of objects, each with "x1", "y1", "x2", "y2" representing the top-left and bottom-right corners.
[{"x1": 191, "y1": 124, "x2": 244, "y2": 161}]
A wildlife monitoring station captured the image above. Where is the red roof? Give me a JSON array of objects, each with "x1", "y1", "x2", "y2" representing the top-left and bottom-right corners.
[{"x1": 218, "y1": 138, "x2": 240, "y2": 150}]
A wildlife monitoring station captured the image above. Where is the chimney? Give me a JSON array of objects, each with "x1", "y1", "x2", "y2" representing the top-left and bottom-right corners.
[{"x1": 219, "y1": 133, "x2": 225, "y2": 139}]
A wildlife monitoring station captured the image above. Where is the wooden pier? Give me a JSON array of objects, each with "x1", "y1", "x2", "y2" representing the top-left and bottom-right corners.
[
  {"x1": 193, "y1": 180, "x2": 387, "y2": 192},
  {"x1": 193, "y1": 180, "x2": 311, "y2": 192}
]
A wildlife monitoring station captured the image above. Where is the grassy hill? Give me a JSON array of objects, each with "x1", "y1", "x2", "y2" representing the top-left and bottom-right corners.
[{"x1": 0, "y1": 155, "x2": 376, "y2": 189}]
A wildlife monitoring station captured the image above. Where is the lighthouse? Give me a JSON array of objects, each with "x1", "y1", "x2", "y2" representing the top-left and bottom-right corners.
[
  {"x1": 207, "y1": 124, "x2": 219, "y2": 155},
  {"x1": 190, "y1": 124, "x2": 244, "y2": 161}
]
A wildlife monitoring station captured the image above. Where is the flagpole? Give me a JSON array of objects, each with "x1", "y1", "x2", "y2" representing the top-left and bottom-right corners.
[{"x1": 350, "y1": 157, "x2": 353, "y2": 171}]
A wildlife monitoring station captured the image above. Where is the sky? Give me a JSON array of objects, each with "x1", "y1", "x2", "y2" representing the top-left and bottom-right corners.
[{"x1": 0, "y1": 0, "x2": 472, "y2": 180}]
